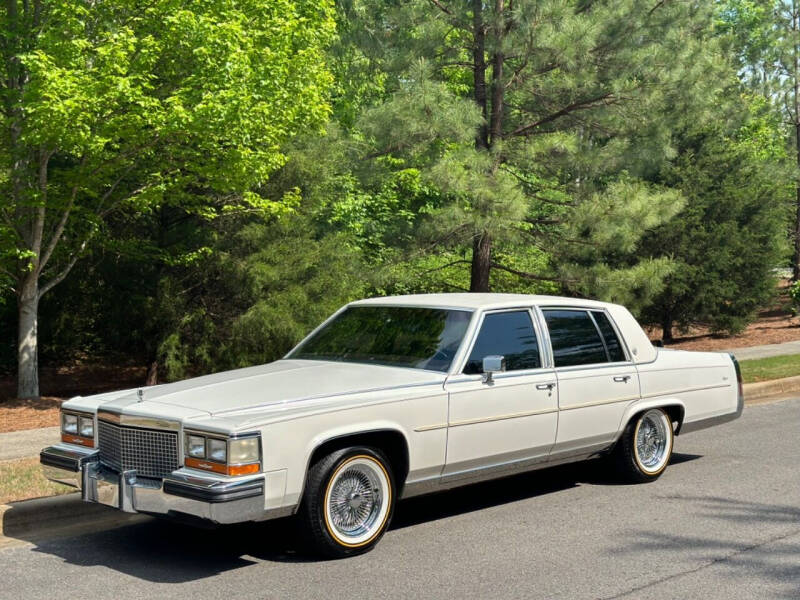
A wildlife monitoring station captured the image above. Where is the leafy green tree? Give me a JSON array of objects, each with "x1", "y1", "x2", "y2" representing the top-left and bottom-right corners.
[
  {"x1": 155, "y1": 213, "x2": 365, "y2": 380},
  {"x1": 0, "y1": 0, "x2": 335, "y2": 397},
  {"x1": 338, "y1": 0, "x2": 718, "y2": 298},
  {"x1": 718, "y1": 0, "x2": 800, "y2": 279},
  {"x1": 640, "y1": 97, "x2": 789, "y2": 340}
]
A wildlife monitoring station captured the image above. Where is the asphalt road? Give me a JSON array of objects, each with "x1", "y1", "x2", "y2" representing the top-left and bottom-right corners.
[{"x1": 1, "y1": 398, "x2": 798, "y2": 600}]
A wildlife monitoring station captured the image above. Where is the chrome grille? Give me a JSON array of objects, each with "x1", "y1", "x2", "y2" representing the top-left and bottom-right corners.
[{"x1": 98, "y1": 420, "x2": 179, "y2": 479}]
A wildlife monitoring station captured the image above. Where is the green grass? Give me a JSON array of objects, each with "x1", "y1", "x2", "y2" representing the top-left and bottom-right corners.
[
  {"x1": 0, "y1": 458, "x2": 73, "y2": 505},
  {"x1": 739, "y1": 354, "x2": 800, "y2": 384}
]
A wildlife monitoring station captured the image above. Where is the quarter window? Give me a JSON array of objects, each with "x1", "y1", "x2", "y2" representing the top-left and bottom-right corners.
[
  {"x1": 463, "y1": 311, "x2": 541, "y2": 374},
  {"x1": 592, "y1": 311, "x2": 626, "y2": 362},
  {"x1": 542, "y1": 309, "x2": 608, "y2": 367}
]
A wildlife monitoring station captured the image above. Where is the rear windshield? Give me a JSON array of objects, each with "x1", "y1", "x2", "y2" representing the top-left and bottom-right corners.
[{"x1": 288, "y1": 306, "x2": 472, "y2": 372}]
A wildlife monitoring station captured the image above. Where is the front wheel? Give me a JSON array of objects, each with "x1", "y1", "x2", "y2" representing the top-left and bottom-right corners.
[
  {"x1": 614, "y1": 408, "x2": 674, "y2": 483},
  {"x1": 301, "y1": 446, "x2": 395, "y2": 558}
]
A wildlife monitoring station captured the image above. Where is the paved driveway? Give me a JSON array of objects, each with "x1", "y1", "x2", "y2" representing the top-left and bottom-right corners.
[{"x1": 0, "y1": 398, "x2": 798, "y2": 600}]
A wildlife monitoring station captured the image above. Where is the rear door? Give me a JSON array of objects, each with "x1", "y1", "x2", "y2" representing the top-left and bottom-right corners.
[
  {"x1": 540, "y1": 307, "x2": 640, "y2": 460},
  {"x1": 443, "y1": 309, "x2": 559, "y2": 477}
]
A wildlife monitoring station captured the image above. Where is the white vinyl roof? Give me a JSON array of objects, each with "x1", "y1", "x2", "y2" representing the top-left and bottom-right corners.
[{"x1": 350, "y1": 293, "x2": 613, "y2": 311}]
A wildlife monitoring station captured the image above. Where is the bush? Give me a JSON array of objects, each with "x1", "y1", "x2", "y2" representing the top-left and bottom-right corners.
[{"x1": 790, "y1": 281, "x2": 800, "y2": 316}]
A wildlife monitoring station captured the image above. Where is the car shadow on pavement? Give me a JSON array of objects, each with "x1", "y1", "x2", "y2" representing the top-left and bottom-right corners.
[
  {"x1": 23, "y1": 452, "x2": 704, "y2": 581},
  {"x1": 392, "y1": 452, "x2": 702, "y2": 529},
  {"x1": 28, "y1": 515, "x2": 315, "y2": 582},
  {"x1": 607, "y1": 496, "x2": 800, "y2": 598}
]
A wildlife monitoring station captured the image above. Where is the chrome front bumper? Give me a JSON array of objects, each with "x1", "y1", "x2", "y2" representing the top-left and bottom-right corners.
[{"x1": 40, "y1": 444, "x2": 291, "y2": 525}]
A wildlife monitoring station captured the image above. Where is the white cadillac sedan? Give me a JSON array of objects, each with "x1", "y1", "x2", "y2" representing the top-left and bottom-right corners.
[{"x1": 41, "y1": 294, "x2": 743, "y2": 557}]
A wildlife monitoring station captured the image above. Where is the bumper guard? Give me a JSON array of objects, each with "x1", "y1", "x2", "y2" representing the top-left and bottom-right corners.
[{"x1": 40, "y1": 444, "x2": 289, "y2": 525}]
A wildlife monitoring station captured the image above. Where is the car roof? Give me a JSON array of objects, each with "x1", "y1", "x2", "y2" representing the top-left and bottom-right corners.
[{"x1": 349, "y1": 293, "x2": 612, "y2": 311}]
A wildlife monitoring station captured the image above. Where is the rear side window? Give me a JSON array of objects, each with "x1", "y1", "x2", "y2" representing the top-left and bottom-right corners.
[
  {"x1": 463, "y1": 311, "x2": 541, "y2": 374},
  {"x1": 542, "y1": 309, "x2": 607, "y2": 367},
  {"x1": 592, "y1": 311, "x2": 626, "y2": 362}
]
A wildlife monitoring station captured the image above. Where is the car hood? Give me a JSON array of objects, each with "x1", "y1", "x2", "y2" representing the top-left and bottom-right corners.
[{"x1": 95, "y1": 360, "x2": 446, "y2": 418}]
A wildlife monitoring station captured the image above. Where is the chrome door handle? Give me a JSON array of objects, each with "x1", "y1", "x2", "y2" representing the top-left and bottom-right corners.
[
  {"x1": 536, "y1": 383, "x2": 556, "y2": 390},
  {"x1": 613, "y1": 376, "x2": 631, "y2": 383}
]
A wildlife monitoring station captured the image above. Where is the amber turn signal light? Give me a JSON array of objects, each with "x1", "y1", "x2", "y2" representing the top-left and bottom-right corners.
[
  {"x1": 184, "y1": 456, "x2": 259, "y2": 476},
  {"x1": 227, "y1": 463, "x2": 260, "y2": 476},
  {"x1": 61, "y1": 433, "x2": 95, "y2": 448}
]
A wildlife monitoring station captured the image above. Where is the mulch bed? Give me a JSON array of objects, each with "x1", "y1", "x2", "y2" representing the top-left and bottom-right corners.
[
  {"x1": 0, "y1": 364, "x2": 146, "y2": 434},
  {"x1": 0, "y1": 396, "x2": 64, "y2": 434},
  {"x1": 648, "y1": 312, "x2": 800, "y2": 352},
  {"x1": 647, "y1": 280, "x2": 800, "y2": 351}
]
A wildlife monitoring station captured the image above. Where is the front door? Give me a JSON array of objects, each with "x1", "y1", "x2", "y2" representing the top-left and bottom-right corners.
[{"x1": 443, "y1": 309, "x2": 559, "y2": 477}]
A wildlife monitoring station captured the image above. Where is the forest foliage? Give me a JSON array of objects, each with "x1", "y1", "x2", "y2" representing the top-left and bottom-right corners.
[{"x1": 0, "y1": 0, "x2": 797, "y2": 390}]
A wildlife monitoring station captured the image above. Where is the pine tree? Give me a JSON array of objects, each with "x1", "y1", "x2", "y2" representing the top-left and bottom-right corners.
[
  {"x1": 640, "y1": 96, "x2": 789, "y2": 340},
  {"x1": 339, "y1": 0, "x2": 722, "y2": 296}
]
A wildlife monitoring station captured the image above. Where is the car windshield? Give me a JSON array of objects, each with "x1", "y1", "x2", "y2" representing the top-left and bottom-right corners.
[{"x1": 288, "y1": 306, "x2": 472, "y2": 372}]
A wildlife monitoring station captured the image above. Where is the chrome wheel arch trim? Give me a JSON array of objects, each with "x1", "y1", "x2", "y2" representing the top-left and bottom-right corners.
[
  {"x1": 296, "y1": 426, "x2": 411, "y2": 507},
  {"x1": 616, "y1": 399, "x2": 686, "y2": 441}
]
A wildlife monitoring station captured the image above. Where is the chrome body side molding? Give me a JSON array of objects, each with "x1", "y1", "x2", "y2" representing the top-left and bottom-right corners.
[
  {"x1": 401, "y1": 449, "x2": 608, "y2": 499},
  {"x1": 679, "y1": 410, "x2": 742, "y2": 434}
]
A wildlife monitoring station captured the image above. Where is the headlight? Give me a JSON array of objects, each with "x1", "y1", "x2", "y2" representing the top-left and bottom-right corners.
[
  {"x1": 62, "y1": 413, "x2": 78, "y2": 434},
  {"x1": 207, "y1": 438, "x2": 227, "y2": 462},
  {"x1": 60, "y1": 410, "x2": 95, "y2": 447},
  {"x1": 229, "y1": 438, "x2": 259, "y2": 464},
  {"x1": 79, "y1": 416, "x2": 94, "y2": 438},
  {"x1": 186, "y1": 435, "x2": 206, "y2": 458},
  {"x1": 183, "y1": 431, "x2": 261, "y2": 476}
]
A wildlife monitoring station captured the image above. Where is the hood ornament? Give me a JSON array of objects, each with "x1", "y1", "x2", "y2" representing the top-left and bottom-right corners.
[{"x1": 137, "y1": 388, "x2": 144, "y2": 402}]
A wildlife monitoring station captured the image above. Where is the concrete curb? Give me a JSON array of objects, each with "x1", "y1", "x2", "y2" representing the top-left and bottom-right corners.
[
  {"x1": 743, "y1": 375, "x2": 800, "y2": 401},
  {"x1": 0, "y1": 492, "x2": 145, "y2": 548}
]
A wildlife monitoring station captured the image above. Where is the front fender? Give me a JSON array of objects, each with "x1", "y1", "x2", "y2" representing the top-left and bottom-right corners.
[{"x1": 294, "y1": 420, "x2": 411, "y2": 503}]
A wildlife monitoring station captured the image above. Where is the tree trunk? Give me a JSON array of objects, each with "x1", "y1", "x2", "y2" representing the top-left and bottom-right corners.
[
  {"x1": 488, "y1": 0, "x2": 505, "y2": 146},
  {"x1": 17, "y1": 276, "x2": 40, "y2": 398},
  {"x1": 794, "y1": 120, "x2": 800, "y2": 281},
  {"x1": 470, "y1": 231, "x2": 491, "y2": 292},
  {"x1": 794, "y1": 179, "x2": 800, "y2": 282},
  {"x1": 472, "y1": 0, "x2": 489, "y2": 149},
  {"x1": 661, "y1": 315, "x2": 673, "y2": 344},
  {"x1": 145, "y1": 361, "x2": 159, "y2": 386},
  {"x1": 793, "y1": 2, "x2": 800, "y2": 281}
]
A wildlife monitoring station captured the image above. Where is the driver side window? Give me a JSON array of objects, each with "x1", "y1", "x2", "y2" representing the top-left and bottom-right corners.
[{"x1": 463, "y1": 310, "x2": 541, "y2": 374}]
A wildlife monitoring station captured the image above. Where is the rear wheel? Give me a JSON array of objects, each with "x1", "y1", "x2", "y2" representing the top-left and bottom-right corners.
[
  {"x1": 614, "y1": 408, "x2": 674, "y2": 482},
  {"x1": 301, "y1": 446, "x2": 395, "y2": 558}
]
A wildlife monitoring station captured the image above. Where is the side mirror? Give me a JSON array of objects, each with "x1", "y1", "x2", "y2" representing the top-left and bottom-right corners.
[{"x1": 482, "y1": 355, "x2": 506, "y2": 384}]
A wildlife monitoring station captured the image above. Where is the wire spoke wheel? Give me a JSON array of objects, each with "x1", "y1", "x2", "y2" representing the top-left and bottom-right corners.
[
  {"x1": 634, "y1": 409, "x2": 672, "y2": 474},
  {"x1": 323, "y1": 455, "x2": 391, "y2": 547}
]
